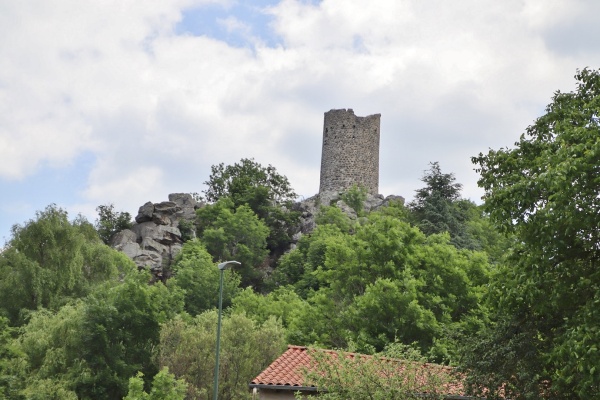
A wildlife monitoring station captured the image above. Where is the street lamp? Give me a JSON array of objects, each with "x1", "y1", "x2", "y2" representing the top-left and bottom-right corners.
[{"x1": 213, "y1": 260, "x2": 241, "y2": 400}]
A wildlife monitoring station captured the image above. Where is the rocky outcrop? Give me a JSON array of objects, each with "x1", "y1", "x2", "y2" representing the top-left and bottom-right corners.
[
  {"x1": 289, "y1": 192, "x2": 405, "y2": 249},
  {"x1": 110, "y1": 193, "x2": 202, "y2": 278},
  {"x1": 111, "y1": 191, "x2": 404, "y2": 276}
]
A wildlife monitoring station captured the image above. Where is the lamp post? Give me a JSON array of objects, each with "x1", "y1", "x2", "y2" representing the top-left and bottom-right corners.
[{"x1": 213, "y1": 260, "x2": 241, "y2": 400}]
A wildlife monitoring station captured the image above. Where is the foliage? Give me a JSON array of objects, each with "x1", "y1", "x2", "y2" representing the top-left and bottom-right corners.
[
  {"x1": 282, "y1": 209, "x2": 490, "y2": 360},
  {"x1": 408, "y1": 162, "x2": 476, "y2": 249},
  {"x1": 177, "y1": 219, "x2": 196, "y2": 242},
  {"x1": 20, "y1": 379, "x2": 79, "y2": 400},
  {"x1": 169, "y1": 240, "x2": 241, "y2": 316},
  {"x1": 202, "y1": 158, "x2": 300, "y2": 254},
  {"x1": 4, "y1": 271, "x2": 183, "y2": 399},
  {"x1": 466, "y1": 68, "x2": 600, "y2": 398},
  {"x1": 341, "y1": 184, "x2": 368, "y2": 216},
  {"x1": 0, "y1": 317, "x2": 21, "y2": 399},
  {"x1": 197, "y1": 199, "x2": 269, "y2": 288},
  {"x1": 95, "y1": 203, "x2": 133, "y2": 244},
  {"x1": 463, "y1": 204, "x2": 514, "y2": 265},
  {"x1": 231, "y1": 286, "x2": 307, "y2": 329},
  {"x1": 0, "y1": 205, "x2": 136, "y2": 325},
  {"x1": 298, "y1": 346, "x2": 458, "y2": 400},
  {"x1": 124, "y1": 368, "x2": 187, "y2": 400},
  {"x1": 204, "y1": 158, "x2": 297, "y2": 206},
  {"x1": 0, "y1": 302, "x2": 86, "y2": 399},
  {"x1": 157, "y1": 311, "x2": 286, "y2": 400},
  {"x1": 314, "y1": 205, "x2": 354, "y2": 233},
  {"x1": 75, "y1": 273, "x2": 183, "y2": 399},
  {"x1": 274, "y1": 223, "x2": 347, "y2": 294}
]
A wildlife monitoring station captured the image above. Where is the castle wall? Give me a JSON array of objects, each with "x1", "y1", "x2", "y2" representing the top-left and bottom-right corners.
[{"x1": 319, "y1": 109, "x2": 380, "y2": 195}]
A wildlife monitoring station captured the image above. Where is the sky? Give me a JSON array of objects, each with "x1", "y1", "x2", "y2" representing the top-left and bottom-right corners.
[{"x1": 1, "y1": 0, "x2": 600, "y2": 245}]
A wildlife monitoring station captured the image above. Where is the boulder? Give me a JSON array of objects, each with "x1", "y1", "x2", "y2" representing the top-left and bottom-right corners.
[
  {"x1": 116, "y1": 241, "x2": 142, "y2": 259},
  {"x1": 110, "y1": 229, "x2": 137, "y2": 247},
  {"x1": 134, "y1": 250, "x2": 162, "y2": 271},
  {"x1": 170, "y1": 193, "x2": 201, "y2": 221},
  {"x1": 136, "y1": 202, "x2": 154, "y2": 223},
  {"x1": 169, "y1": 193, "x2": 197, "y2": 208},
  {"x1": 156, "y1": 225, "x2": 182, "y2": 245},
  {"x1": 153, "y1": 201, "x2": 178, "y2": 215},
  {"x1": 141, "y1": 237, "x2": 168, "y2": 256},
  {"x1": 152, "y1": 213, "x2": 171, "y2": 226},
  {"x1": 132, "y1": 221, "x2": 159, "y2": 241}
]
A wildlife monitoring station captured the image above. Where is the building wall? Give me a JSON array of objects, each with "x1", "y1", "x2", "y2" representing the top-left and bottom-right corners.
[{"x1": 318, "y1": 109, "x2": 381, "y2": 195}]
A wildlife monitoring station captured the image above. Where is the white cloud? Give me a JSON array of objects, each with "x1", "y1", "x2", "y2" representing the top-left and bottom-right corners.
[{"x1": 1, "y1": 0, "x2": 599, "y2": 237}]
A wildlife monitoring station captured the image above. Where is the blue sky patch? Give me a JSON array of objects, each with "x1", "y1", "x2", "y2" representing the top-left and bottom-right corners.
[
  {"x1": 0, "y1": 152, "x2": 96, "y2": 244},
  {"x1": 176, "y1": 1, "x2": 284, "y2": 48}
]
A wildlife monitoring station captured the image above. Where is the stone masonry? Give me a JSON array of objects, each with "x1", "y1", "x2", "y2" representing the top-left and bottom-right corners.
[{"x1": 319, "y1": 109, "x2": 380, "y2": 196}]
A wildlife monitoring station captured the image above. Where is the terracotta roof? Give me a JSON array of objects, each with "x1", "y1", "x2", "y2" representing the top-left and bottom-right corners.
[
  {"x1": 251, "y1": 345, "x2": 314, "y2": 389},
  {"x1": 250, "y1": 345, "x2": 471, "y2": 398}
]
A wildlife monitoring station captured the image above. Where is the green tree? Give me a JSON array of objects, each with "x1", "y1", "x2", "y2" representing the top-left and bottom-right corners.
[
  {"x1": 6, "y1": 303, "x2": 84, "y2": 399},
  {"x1": 466, "y1": 68, "x2": 600, "y2": 398},
  {"x1": 6, "y1": 271, "x2": 183, "y2": 400},
  {"x1": 169, "y1": 240, "x2": 241, "y2": 316},
  {"x1": 197, "y1": 199, "x2": 269, "y2": 288},
  {"x1": 203, "y1": 158, "x2": 300, "y2": 254},
  {"x1": 284, "y1": 210, "x2": 490, "y2": 360},
  {"x1": 76, "y1": 273, "x2": 183, "y2": 399},
  {"x1": 204, "y1": 158, "x2": 296, "y2": 206},
  {"x1": 157, "y1": 311, "x2": 286, "y2": 400},
  {"x1": 408, "y1": 162, "x2": 476, "y2": 249},
  {"x1": 274, "y1": 223, "x2": 347, "y2": 294},
  {"x1": 95, "y1": 203, "x2": 133, "y2": 244},
  {"x1": 0, "y1": 205, "x2": 135, "y2": 325},
  {"x1": 463, "y1": 204, "x2": 514, "y2": 265},
  {"x1": 124, "y1": 368, "x2": 187, "y2": 400},
  {"x1": 232, "y1": 286, "x2": 307, "y2": 329},
  {"x1": 0, "y1": 316, "x2": 20, "y2": 399}
]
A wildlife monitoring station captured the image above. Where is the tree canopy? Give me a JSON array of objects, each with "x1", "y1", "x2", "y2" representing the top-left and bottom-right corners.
[
  {"x1": 168, "y1": 239, "x2": 241, "y2": 316},
  {"x1": 157, "y1": 311, "x2": 286, "y2": 400},
  {"x1": 95, "y1": 203, "x2": 133, "y2": 245},
  {"x1": 408, "y1": 162, "x2": 477, "y2": 249},
  {"x1": 203, "y1": 158, "x2": 297, "y2": 207},
  {"x1": 196, "y1": 199, "x2": 269, "y2": 288},
  {"x1": 278, "y1": 205, "x2": 489, "y2": 360},
  {"x1": 0, "y1": 205, "x2": 135, "y2": 325},
  {"x1": 466, "y1": 68, "x2": 600, "y2": 398},
  {"x1": 202, "y1": 158, "x2": 300, "y2": 254}
]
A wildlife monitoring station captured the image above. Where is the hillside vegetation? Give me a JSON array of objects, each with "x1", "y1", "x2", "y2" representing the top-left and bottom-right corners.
[{"x1": 1, "y1": 69, "x2": 599, "y2": 399}]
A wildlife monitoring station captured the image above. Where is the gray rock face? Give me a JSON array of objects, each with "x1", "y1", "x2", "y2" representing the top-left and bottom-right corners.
[
  {"x1": 289, "y1": 192, "x2": 405, "y2": 246},
  {"x1": 110, "y1": 229, "x2": 137, "y2": 247},
  {"x1": 112, "y1": 194, "x2": 201, "y2": 278},
  {"x1": 116, "y1": 241, "x2": 142, "y2": 259},
  {"x1": 136, "y1": 202, "x2": 154, "y2": 223}
]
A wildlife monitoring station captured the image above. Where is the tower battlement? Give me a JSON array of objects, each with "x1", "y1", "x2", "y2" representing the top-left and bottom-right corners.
[{"x1": 319, "y1": 109, "x2": 380, "y2": 195}]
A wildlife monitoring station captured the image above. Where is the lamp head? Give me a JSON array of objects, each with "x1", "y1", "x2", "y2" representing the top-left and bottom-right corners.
[{"x1": 217, "y1": 261, "x2": 241, "y2": 270}]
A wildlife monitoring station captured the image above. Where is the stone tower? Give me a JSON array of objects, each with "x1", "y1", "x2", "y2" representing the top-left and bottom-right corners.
[{"x1": 319, "y1": 109, "x2": 381, "y2": 195}]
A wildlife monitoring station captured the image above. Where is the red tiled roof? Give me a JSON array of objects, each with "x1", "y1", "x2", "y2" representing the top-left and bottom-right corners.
[
  {"x1": 251, "y1": 345, "x2": 314, "y2": 388},
  {"x1": 250, "y1": 345, "x2": 468, "y2": 397}
]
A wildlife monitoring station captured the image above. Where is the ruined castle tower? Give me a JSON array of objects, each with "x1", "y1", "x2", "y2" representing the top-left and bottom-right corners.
[{"x1": 319, "y1": 109, "x2": 381, "y2": 195}]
